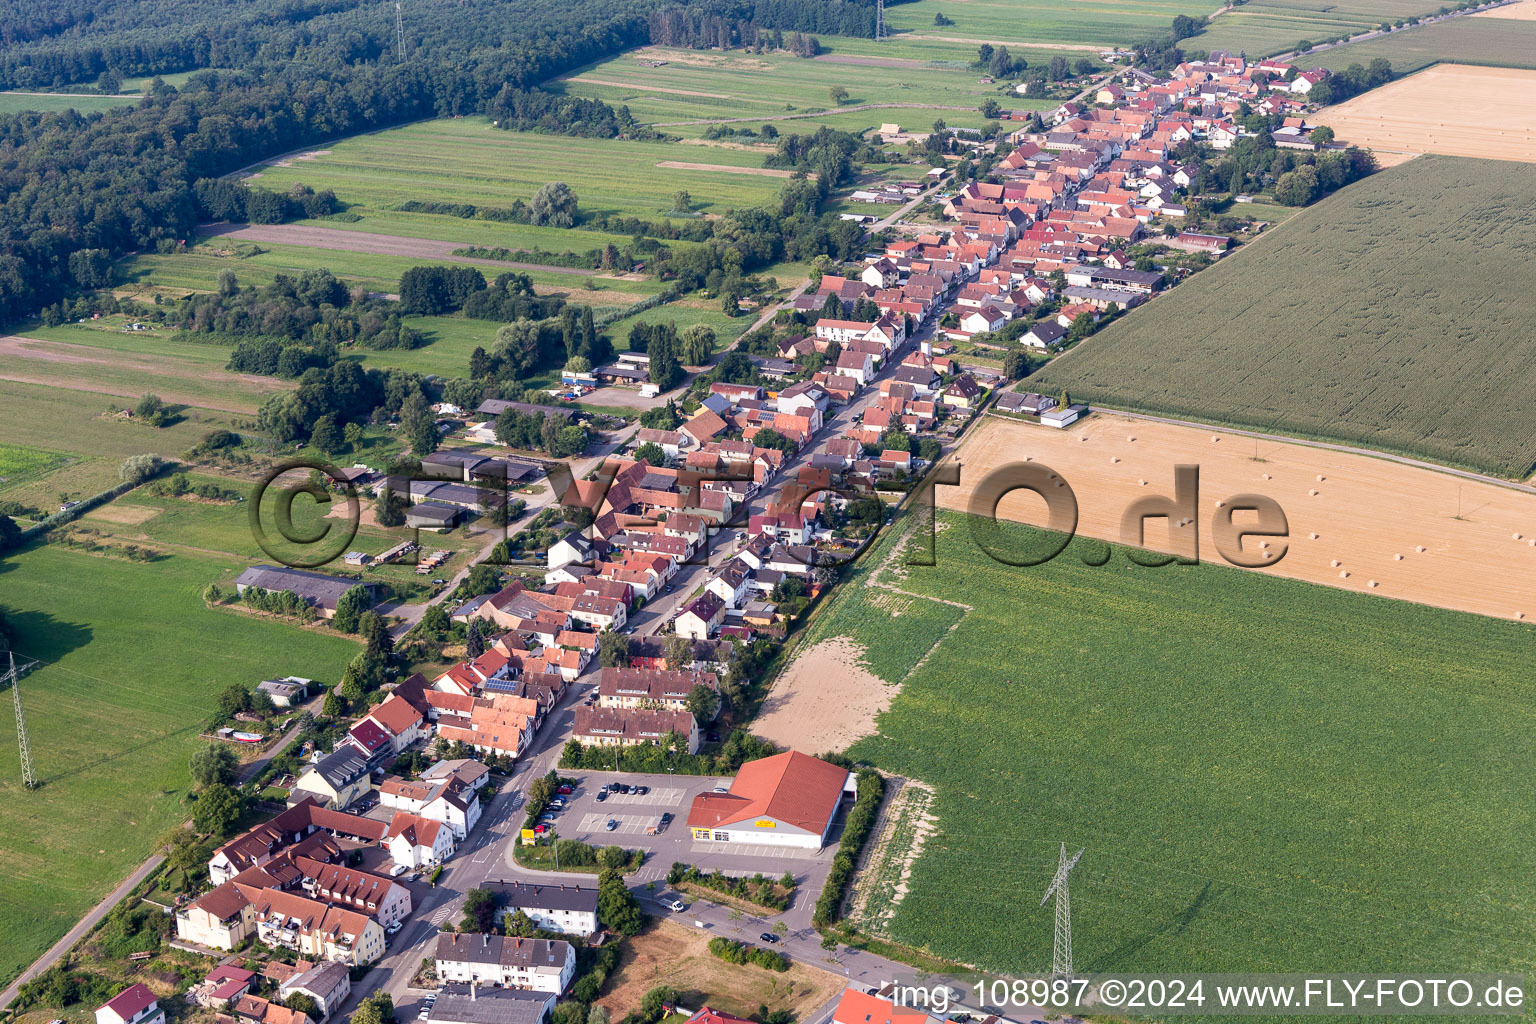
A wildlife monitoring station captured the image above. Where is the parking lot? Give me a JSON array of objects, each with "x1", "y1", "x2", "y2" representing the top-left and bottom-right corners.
[{"x1": 535, "y1": 770, "x2": 840, "y2": 885}]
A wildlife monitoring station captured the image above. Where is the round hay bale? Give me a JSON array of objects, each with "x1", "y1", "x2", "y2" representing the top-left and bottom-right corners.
[
  {"x1": 1518, "y1": 612, "x2": 1527, "y2": 620},
  {"x1": 1309, "y1": 489, "x2": 1319, "y2": 496},
  {"x1": 1128, "y1": 435, "x2": 1136, "y2": 441},
  {"x1": 1260, "y1": 540, "x2": 1270, "y2": 549},
  {"x1": 1261, "y1": 473, "x2": 1271, "y2": 480},
  {"x1": 1309, "y1": 532, "x2": 1319, "y2": 540},
  {"x1": 1514, "y1": 533, "x2": 1523, "y2": 541},
  {"x1": 1316, "y1": 474, "x2": 1326, "y2": 481},
  {"x1": 1339, "y1": 570, "x2": 1350, "y2": 578},
  {"x1": 1138, "y1": 479, "x2": 1147, "y2": 486},
  {"x1": 1367, "y1": 580, "x2": 1378, "y2": 588},
  {"x1": 1331, "y1": 559, "x2": 1342, "y2": 567},
  {"x1": 1263, "y1": 551, "x2": 1274, "y2": 560},
  {"x1": 1211, "y1": 435, "x2": 1220, "y2": 442},
  {"x1": 1111, "y1": 456, "x2": 1119, "y2": 463},
  {"x1": 1393, "y1": 553, "x2": 1403, "y2": 560},
  {"x1": 1215, "y1": 499, "x2": 1226, "y2": 508},
  {"x1": 1416, "y1": 545, "x2": 1427, "y2": 552}
]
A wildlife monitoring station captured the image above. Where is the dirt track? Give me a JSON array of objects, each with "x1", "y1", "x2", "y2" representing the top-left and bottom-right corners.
[
  {"x1": 199, "y1": 223, "x2": 602, "y2": 275},
  {"x1": 945, "y1": 413, "x2": 1536, "y2": 622},
  {"x1": 1320, "y1": 65, "x2": 1536, "y2": 162}
]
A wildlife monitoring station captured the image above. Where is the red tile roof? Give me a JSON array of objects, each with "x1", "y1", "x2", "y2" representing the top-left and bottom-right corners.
[
  {"x1": 686, "y1": 751, "x2": 849, "y2": 833},
  {"x1": 101, "y1": 984, "x2": 159, "y2": 1022}
]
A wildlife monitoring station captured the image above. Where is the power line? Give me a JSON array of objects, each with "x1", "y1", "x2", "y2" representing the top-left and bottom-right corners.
[
  {"x1": 8, "y1": 653, "x2": 37, "y2": 789},
  {"x1": 875, "y1": 0, "x2": 886, "y2": 41},
  {"x1": 395, "y1": 0, "x2": 407, "y2": 61},
  {"x1": 1040, "y1": 843, "x2": 1083, "y2": 979}
]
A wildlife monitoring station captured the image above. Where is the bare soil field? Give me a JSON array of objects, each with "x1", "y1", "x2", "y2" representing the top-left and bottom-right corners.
[
  {"x1": 83, "y1": 504, "x2": 161, "y2": 525},
  {"x1": 944, "y1": 413, "x2": 1536, "y2": 622},
  {"x1": 752, "y1": 637, "x2": 892, "y2": 752},
  {"x1": 1473, "y1": 0, "x2": 1536, "y2": 18},
  {"x1": 1320, "y1": 64, "x2": 1536, "y2": 162},
  {"x1": 596, "y1": 919, "x2": 839, "y2": 1020},
  {"x1": 199, "y1": 224, "x2": 601, "y2": 275},
  {"x1": 653, "y1": 160, "x2": 799, "y2": 177}
]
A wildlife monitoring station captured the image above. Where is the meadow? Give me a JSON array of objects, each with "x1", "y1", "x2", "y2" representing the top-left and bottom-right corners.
[
  {"x1": 0, "y1": 544, "x2": 361, "y2": 989},
  {"x1": 248, "y1": 118, "x2": 787, "y2": 222},
  {"x1": 1194, "y1": 0, "x2": 1454, "y2": 56},
  {"x1": 555, "y1": 45, "x2": 1023, "y2": 129},
  {"x1": 877, "y1": 0, "x2": 1223, "y2": 47},
  {"x1": 826, "y1": 509, "x2": 1536, "y2": 981},
  {"x1": 0, "y1": 444, "x2": 71, "y2": 492},
  {"x1": 1028, "y1": 155, "x2": 1536, "y2": 478},
  {"x1": 1308, "y1": 15, "x2": 1536, "y2": 73},
  {"x1": 0, "y1": 92, "x2": 137, "y2": 115}
]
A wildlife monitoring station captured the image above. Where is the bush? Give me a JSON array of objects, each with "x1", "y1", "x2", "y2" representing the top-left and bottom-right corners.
[{"x1": 813, "y1": 768, "x2": 884, "y2": 927}]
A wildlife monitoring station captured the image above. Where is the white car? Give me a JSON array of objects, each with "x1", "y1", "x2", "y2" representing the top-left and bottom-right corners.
[
  {"x1": 389, "y1": 863, "x2": 410, "y2": 877},
  {"x1": 666, "y1": 898, "x2": 686, "y2": 912}
]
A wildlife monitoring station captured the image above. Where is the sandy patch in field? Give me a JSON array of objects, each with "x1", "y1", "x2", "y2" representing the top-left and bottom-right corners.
[
  {"x1": 753, "y1": 637, "x2": 892, "y2": 752},
  {"x1": 654, "y1": 160, "x2": 800, "y2": 177},
  {"x1": 597, "y1": 919, "x2": 839, "y2": 1020},
  {"x1": 627, "y1": 47, "x2": 777, "y2": 71},
  {"x1": 947, "y1": 413, "x2": 1536, "y2": 622},
  {"x1": 1319, "y1": 65, "x2": 1536, "y2": 162},
  {"x1": 565, "y1": 76, "x2": 733, "y2": 99},
  {"x1": 1369, "y1": 150, "x2": 1422, "y2": 167},
  {"x1": 83, "y1": 503, "x2": 161, "y2": 525},
  {"x1": 1473, "y1": 0, "x2": 1536, "y2": 18}
]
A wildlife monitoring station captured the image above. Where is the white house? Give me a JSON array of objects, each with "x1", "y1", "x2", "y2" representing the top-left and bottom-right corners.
[
  {"x1": 675, "y1": 592, "x2": 725, "y2": 640},
  {"x1": 1023, "y1": 320, "x2": 1068, "y2": 350},
  {"x1": 492, "y1": 881, "x2": 600, "y2": 937},
  {"x1": 958, "y1": 307, "x2": 1007, "y2": 335},
  {"x1": 434, "y1": 934, "x2": 577, "y2": 994},
  {"x1": 97, "y1": 985, "x2": 165, "y2": 1024},
  {"x1": 279, "y1": 962, "x2": 352, "y2": 1022},
  {"x1": 547, "y1": 531, "x2": 594, "y2": 571},
  {"x1": 384, "y1": 811, "x2": 456, "y2": 868}
]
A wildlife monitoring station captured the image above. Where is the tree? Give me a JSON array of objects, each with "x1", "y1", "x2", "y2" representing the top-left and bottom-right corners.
[
  {"x1": 193, "y1": 783, "x2": 242, "y2": 836},
  {"x1": 309, "y1": 413, "x2": 344, "y2": 455},
  {"x1": 466, "y1": 618, "x2": 486, "y2": 660},
  {"x1": 322, "y1": 690, "x2": 346, "y2": 718},
  {"x1": 352, "y1": 993, "x2": 395, "y2": 1024},
  {"x1": 460, "y1": 887, "x2": 499, "y2": 932},
  {"x1": 332, "y1": 585, "x2": 370, "y2": 633},
  {"x1": 829, "y1": 85, "x2": 850, "y2": 106},
  {"x1": 979, "y1": 98, "x2": 1001, "y2": 119},
  {"x1": 420, "y1": 604, "x2": 450, "y2": 637},
  {"x1": 918, "y1": 437, "x2": 943, "y2": 462},
  {"x1": 0, "y1": 513, "x2": 20, "y2": 551},
  {"x1": 598, "y1": 868, "x2": 643, "y2": 936},
  {"x1": 285, "y1": 995, "x2": 322, "y2": 1021},
  {"x1": 360, "y1": 611, "x2": 394, "y2": 660},
  {"x1": 1274, "y1": 165, "x2": 1320, "y2": 206},
  {"x1": 671, "y1": 190, "x2": 692, "y2": 213},
  {"x1": 376, "y1": 487, "x2": 406, "y2": 528},
  {"x1": 157, "y1": 825, "x2": 210, "y2": 886},
  {"x1": 190, "y1": 742, "x2": 240, "y2": 789},
  {"x1": 216, "y1": 683, "x2": 251, "y2": 718},
  {"x1": 410, "y1": 415, "x2": 441, "y2": 456},
  {"x1": 1002, "y1": 349, "x2": 1030, "y2": 380},
  {"x1": 664, "y1": 634, "x2": 695, "y2": 669},
  {"x1": 686, "y1": 684, "x2": 719, "y2": 721},
  {"x1": 635, "y1": 442, "x2": 667, "y2": 466},
  {"x1": 119, "y1": 453, "x2": 165, "y2": 485},
  {"x1": 529, "y1": 182, "x2": 579, "y2": 227},
  {"x1": 1311, "y1": 125, "x2": 1335, "y2": 145},
  {"x1": 506, "y1": 909, "x2": 538, "y2": 936},
  {"x1": 599, "y1": 630, "x2": 630, "y2": 667}
]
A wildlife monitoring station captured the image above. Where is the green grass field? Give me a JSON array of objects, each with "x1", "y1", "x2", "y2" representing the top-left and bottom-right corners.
[
  {"x1": 1194, "y1": 0, "x2": 1459, "y2": 56},
  {"x1": 0, "y1": 445, "x2": 72, "y2": 492},
  {"x1": 248, "y1": 118, "x2": 787, "y2": 222},
  {"x1": 879, "y1": 0, "x2": 1223, "y2": 47},
  {"x1": 1308, "y1": 16, "x2": 1536, "y2": 74},
  {"x1": 122, "y1": 239, "x2": 657, "y2": 301},
  {"x1": 555, "y1": 46, "x2": 1019, "y2": 128},
  {"x1": 1029, "y1": 155, "x2": 1536, "y2": 478},
  {"x1": 0, "y1": 92, "x2": 138, "y2": 115},
  {"x1": 0, "y1": 544, "x2": 361, "y2": 989},
  {"x1": 820, "y1": 509, "x2": 1536, "y2": 981}
]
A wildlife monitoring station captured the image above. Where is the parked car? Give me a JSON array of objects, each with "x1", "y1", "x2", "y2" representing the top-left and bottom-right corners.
[
  {"x1": 760, "y1": 932, "x2": 780, "y2": 944},
  {"x1": 389, "y1": 863, "x2": 410, "y2": 877},
  {"x1": 665, "y1": 898, "x2": 686, "y2": 912},
  {"x1": 614, "y1": 783, "x2": 630, "y2": 794},
  {"x1": 605, "y1": 819, "x2": 618, "y2": 831},
  {"x1": 595, "y1": 790, "x2": 608, "y2": 802},
  {"x1": 387, "y1": 921, "x2": 403, "y2": 935},
  {"x1": 557, "y1": 784, "x2": 574, "y2": 795},
  {"x1": 635, "y1": 785, "x2": 648, "y2": 795},
  {"x1": 660, "y1": 811, "x2": 673, "y2": 823},
  {"x1": 549, "y1": 796, "x2": 566, "y2": 808},
  {"x1": 533, "y1": 823, "x2": 550, "y2": 834}
]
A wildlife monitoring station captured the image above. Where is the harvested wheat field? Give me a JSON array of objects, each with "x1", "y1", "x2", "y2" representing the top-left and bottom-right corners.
[
  {"x1": 752, "y1": 637, "x2": 892, "y2": 752},
  {"x1": 1320, "y1": 65, "x2": 1536, "y2": 162},
  {"x1": 944, "y1": 413, "x2": 1536, "y2": 622},
  {"x1": 1474, "y1": 0, "x2": 1536, "y2": 18}
]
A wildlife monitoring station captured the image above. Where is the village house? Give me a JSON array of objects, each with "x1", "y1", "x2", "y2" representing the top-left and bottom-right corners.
[
  {"x1": 571, "y1": 706, "x2": 700, "y2": 754},
  {"x1": 434, "y1": 934, "x2": 577, "y2": 994}
]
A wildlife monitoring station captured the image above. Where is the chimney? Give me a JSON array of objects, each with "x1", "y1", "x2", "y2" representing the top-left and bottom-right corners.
[{"x1": 470, "y1": 981, "x2": 477, "y2": 1002}]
